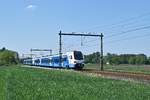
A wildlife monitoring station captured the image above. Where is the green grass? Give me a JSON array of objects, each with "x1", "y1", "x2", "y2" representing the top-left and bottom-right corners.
[
  {"x1": 0, "y1": 65, "x2": 150, "y2": 100},
  {"x1": 85, "y1": 64, "x2": 150, "y2": 74}
]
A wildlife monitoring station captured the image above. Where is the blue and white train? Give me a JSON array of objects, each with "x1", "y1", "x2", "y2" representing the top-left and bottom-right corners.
[{"x1": 23, "y1": 51, "x2": 84, "y2": 69}]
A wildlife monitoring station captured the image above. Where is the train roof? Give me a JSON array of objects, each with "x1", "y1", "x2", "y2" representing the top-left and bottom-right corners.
[{"x1": 30, "y1": 51, "x2": 83, "y2": 59}]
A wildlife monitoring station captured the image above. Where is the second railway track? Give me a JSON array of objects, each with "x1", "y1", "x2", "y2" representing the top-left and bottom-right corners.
[{"x1": 80, "y1": 69, "x2": 150, "y2": 82}]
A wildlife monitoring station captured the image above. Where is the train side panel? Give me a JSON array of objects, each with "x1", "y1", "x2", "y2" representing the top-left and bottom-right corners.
[{"x1": 23, "y1": 51, "x2": 84, "y2": 69}]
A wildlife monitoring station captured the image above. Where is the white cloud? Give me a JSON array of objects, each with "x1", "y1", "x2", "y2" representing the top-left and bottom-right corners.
[{"x1": 26, "y1": 5, "x2": 37, "y2": 10}]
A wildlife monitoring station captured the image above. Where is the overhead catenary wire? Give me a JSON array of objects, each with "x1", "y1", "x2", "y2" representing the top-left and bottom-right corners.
[
  {"x1": 75, "y1": 12, "x2": 150, "y2": 48},
  {"x1": 63, "y1": 36, "x2": 100, "y2": 52},
  {"x1": 63, "y1": 12, "x2": 150, "y2": 48},
  {"x1": 80, "y1": 12, "x2": 150, "y2": 42},
  {"x1": 105, "y1": 32, "x2": 150, "y2": 44},
  {"x1": 84, "y1": 12, "x2": 150, "y2": 32},
  {"x1": 62, "y1": 25, "x2": 150, "y2": 55},
  {"x1": 106, "y1": 25, "x2": 150, "y2": 38},
  {"x1": 99, "y1": 17, "x2": 150, "y2": 33},
  {"x1": 60, "y1": 12, "x2": 150, "y2": 58},
  {"x1": 102, "y1": 21, "x2": 150, "y2": 36},
  {"x1": 64, "y1": 24, "x2": 150, "y2": 48}
]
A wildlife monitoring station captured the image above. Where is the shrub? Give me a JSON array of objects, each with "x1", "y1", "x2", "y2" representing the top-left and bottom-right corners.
[{"x1": 0, "y1": 48, "x2": 19, "y2": 66}]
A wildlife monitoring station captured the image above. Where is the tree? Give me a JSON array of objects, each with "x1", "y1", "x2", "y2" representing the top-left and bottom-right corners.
[
  {"x1": 0, "y1": 48, "x2": 19, "y2": 66},
  {"x1": 128, "y1": 56, "x2": 136, "y2": 64},
  {"x1": 135, "y1": 54, "x2": 147, "y2": 65},
  {"x1": 0, "y1": 47, "x2": 6, "y2": 52}
]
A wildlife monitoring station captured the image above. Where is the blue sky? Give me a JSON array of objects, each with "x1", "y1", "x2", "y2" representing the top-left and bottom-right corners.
[{"x1": 0, "y1": 0, "x2": 150, "y2": 56}]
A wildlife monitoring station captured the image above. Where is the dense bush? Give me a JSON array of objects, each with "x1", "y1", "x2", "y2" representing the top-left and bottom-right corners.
[
  {"x1": 84, "y1": 52, "x2": 100, "y2": 64},
  {"x1": 0, "y1": 47, "x2": 19, "y2": 66},
  {"x1": 105, "y1": 53, "x2": 148, "y2": 65},
  {"x1": 84, "y1": 52, "x2": 150, "y2": 65}
]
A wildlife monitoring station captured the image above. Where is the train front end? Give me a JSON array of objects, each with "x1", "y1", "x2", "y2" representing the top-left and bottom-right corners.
[
  {"x1": 73, "y1": 51, "x2": 84, "y2": 69},
  {"x1": 66, "y1": 51, "x2": 84, "y2": 70}
]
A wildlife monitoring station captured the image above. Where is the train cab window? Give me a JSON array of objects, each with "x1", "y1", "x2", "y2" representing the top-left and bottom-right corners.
[{"x1": 74, "y1": 51, "x2": 83, "y2": 60}]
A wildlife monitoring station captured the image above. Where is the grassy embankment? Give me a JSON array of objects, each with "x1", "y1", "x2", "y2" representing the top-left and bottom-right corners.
[
  {"x1": 85, "y1": 64, "x2": 150, "y2": 74},
  {"x1": 0, "y1": 65, "x2": 150, "y2": 100}
]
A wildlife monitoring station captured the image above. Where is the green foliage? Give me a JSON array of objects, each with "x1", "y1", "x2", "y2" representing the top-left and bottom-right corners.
[
  {"x1": 0, "y1": 66, "x2": 150, "y2": 100},
  {"x1": 0, "y1": 48, "x2": 19, "y2": 66},
  {"x1": 84, "y1": 52, "x2": 100, "y2": 64},
  {"x1": 84, "y1": 52, "x2": 150, "y2": 65}
]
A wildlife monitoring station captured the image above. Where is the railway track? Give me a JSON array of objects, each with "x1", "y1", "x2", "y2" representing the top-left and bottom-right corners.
[
  {"x1": 81, "y1": 69, "x2": 150, "y2": 82},
  {"x1": 23, "y1": 65, "x2": 150, "y2": 82}
]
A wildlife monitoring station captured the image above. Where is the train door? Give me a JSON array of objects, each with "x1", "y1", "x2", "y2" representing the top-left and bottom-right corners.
[{"x1": 67, "y1": 52, "x2": 75, "y2": 67}]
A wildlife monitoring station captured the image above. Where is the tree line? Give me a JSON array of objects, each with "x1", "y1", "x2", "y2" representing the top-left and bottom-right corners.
[
  {"x1": 1, "y1": 47, "x2": 150, "y2": 66},
  {"x1": 0, "y1": 47, "x2": 19, "y2": 66},
  {"x1": 84, "y1": 52, "x2": 150, "y2": 65}
]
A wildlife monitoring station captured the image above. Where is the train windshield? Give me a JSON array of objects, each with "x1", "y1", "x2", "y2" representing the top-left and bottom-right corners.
[{"x1": 74, "y1": 51, "x2": 83, "y2": 60}]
